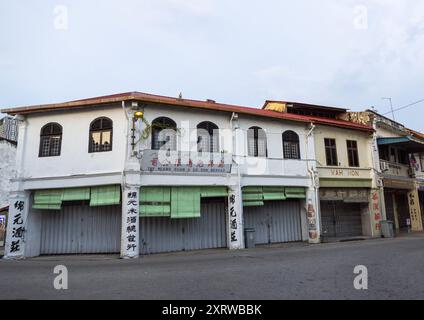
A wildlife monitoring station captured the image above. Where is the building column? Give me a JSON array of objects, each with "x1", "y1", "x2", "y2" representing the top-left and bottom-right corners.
[
  {"x1": 120, "y1": 184, "x2": 140, "y2": 259},
  {"x1": 227, "y1": 185, "x2": 244, "y2": 250},
  {"x1": 306, "y1": 187, "x2": 320, "y2": 244},
  {"x1": 4, "y1": 191, "x2": 31, "y2": 259},
  {"x1": 407, "y1": 186, "x2": 423, "y2": 232},
  {"x1": 369, "y1": 189, "x2": 383, "y2": 237}
]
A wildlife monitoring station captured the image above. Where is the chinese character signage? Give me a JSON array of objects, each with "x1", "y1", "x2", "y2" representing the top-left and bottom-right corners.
[
  {"x1": 141, "y1": 150, "x2": 232, "y2": 174},
  {"x1": 122, "y1": 188, "x2": 139, "y2": 258},
  {"x1": 5, "y1": 199, "x2": 27, "y2": 258},
  {"x1": 227, "y1": 188, "x2": 243, "y2": 249}
]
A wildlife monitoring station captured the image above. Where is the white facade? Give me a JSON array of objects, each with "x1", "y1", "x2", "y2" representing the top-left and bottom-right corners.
[{"x1": 3, "y1": 97, "x2": 321, "y2": 259}]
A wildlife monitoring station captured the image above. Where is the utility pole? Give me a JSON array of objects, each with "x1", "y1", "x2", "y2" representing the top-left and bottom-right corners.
[{"x1": 382, "y1": 97, "x2": 395, "y2": 121}]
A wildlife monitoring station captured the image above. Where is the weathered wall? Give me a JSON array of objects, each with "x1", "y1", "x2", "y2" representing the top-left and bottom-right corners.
[{"x1": 0, "y1": 140, "x2": 17, "y2": 207}]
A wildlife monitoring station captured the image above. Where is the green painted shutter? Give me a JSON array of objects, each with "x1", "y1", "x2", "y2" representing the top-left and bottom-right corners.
[
  {"x1": 200, "y1": 187, "x2": 228, "y2": 198},
  {"x1": 62, "y1": 187, "x2": 91, "y2": 201},
  {"x1": 140, "y1": 187, "x2": 171, "y2": 217},
  {"x1": 90, "y1": 185, "x2": 121, "y2": 206},
  {"x1": 285, "y1": 187, "x2": 306, "y2": 199},
  {"x1": 263, "y1": 186, "x2": 286, "y2": 201},
  {"x1": 242, "y1": 186, "x2": 264, "y2": 207},
  {"x1": 33, "y1": 189, "x2": 64, "y2": 210},
  {"x1": 171, "y1": 187, "x2": 201, "y2": 219}
]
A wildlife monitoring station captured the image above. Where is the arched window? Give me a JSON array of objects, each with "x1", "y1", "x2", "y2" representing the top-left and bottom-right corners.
[
  {"x1": 89, "y1": 117, "x2": 113, "y2": 153},
  {"x1": 39, "y1": 123, "x2": 62, "y2": 157},
  {"x1": 151, "y1": 117, "x2": 177, "y2": 151},
  {"x1": 197, "y1": 121, "x2": 219, "y2": 153},
  {"x1": 247, "y1": 126, "x2": 267, "y2": 157},
  {"x1": 283, "y1": 130, "x2": 300, "y2": 159}
]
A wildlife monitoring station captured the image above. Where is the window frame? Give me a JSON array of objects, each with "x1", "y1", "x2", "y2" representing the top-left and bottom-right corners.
[
  {"x1": 247, "y1": 126, "x2": 267, "y2": 158},
  {"x1": 346, "y1": 140, "x2": 360, "y2": 167},
  {"x1": 151, "y1": 117, "x2": 177, "y2": 151},
  {"x1": 324, "y1": 138, "x2": 338, "y2": 166},
  {"x1": 38, "y1": 123, "x2": 63, "y2": 158},
  {"x1": 197, "y1": 121, "x2": 219, "y2": 153},
  {"x1": 282, "y1": 130, "x2": 301, "y2": 160},
  {"x1": 88, "y1": 117, "x2": 113, "y2": 153}
]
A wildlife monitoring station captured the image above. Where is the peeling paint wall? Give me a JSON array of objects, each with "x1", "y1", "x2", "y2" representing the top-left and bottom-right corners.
[{"x1": 0, "y1": 140, "x2": 17, "y2": 207}]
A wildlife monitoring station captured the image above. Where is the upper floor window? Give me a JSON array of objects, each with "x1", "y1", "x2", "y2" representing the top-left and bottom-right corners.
[
  {"x1": 282, "y1": 130, "x2": 300, "y2": 159},
  {"x1": 39, "y1": 123, "x2": 62, "y2": 157},
  {"x1": 248, "y1": 126, "x2": 267, "y2": 157},
  {"x1": 324, "y1": 138, "x2": 338, "y2": 166},
  {"x1": 347, "y1": 140, "x2": 359, "y2": 167},
  {"x1": 151, "y1": 117, "x2": 177, "y2": 151},
  {"x1": 397, "y1": 149, "x2": 409, "y2": 165},
  {"x1": 197, "y1": 121, "x2": 219, "y2": 153},
  {"x1": 89, "y1": 117, "x2": 113, "y2": 153}
]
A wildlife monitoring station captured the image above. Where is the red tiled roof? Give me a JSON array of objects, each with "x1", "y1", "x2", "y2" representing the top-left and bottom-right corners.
[{"x1": 1, "y1": 91, "x2": 374, "y2": 132}]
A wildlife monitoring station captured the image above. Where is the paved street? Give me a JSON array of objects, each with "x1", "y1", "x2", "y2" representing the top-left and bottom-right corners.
[{"x1": 1, "y1": 234, "x2": 424, "y2": 300}]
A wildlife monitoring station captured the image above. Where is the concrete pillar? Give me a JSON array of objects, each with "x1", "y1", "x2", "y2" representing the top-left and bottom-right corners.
[
  {"x1": 120, "y1": 184, "x2": 140, "y2": 259},
  {"x1": 407, "y1": 186, "x2": 423, "y2": 232},
  {"x1": 369, "y1": 189, "x2": 383, "y2": 237},
  {"x1": 4, "y1": 191, "x2": 30, "y2": 259},
  {"x1": 227, "y1": 185, "x2": 244, "y2": 250},
  {"x1": 306, "y1": 187, "x2": 320, "y2": 244}
]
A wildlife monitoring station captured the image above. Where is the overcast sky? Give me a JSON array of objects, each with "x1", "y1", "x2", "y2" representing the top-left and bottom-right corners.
[{"x1": 1, "y1": 0, "x2": 424, "y2": 130}]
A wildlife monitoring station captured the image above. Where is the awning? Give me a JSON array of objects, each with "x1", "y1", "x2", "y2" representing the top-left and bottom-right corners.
[
  {"x1": 90, "y1": 185, "x2": 121, "y2": 207},
  {"x1": 33, "y1": 189, "x2": 63, "y2": 210},
  {"x1": 242, "y1": 186, "x2": 305, "y2": 206},
  {"x1": 171, "y1": 187, "x2": 201, "y2": 219},
  {"x1": 377, "y1": 136, "x2": 424, "y2": 152},
  {"x1": 140, "y1": 187, "x2": 171, "y2": 217}
]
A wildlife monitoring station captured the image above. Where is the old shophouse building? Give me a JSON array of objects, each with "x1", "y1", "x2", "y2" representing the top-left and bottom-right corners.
[
  {"x1": 343, "y1": 110, "x2": 424, "y2": 233},
  {"x1": 1, "y1": 92, "x2": 374, "y2": 259},
  {"x1": 263, "y1": 102, "x2": 381, "y2": 239}
]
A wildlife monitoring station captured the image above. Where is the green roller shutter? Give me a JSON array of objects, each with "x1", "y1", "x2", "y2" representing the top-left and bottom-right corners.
[
  {"x1": 171, "y1": 187, "x2": 201, "y2": 218},
  {"x1": 140, "y1": 187, "x2": 171, "y2": 217},
  {"x1": 263, "y1": 187, "x2": 286, "y2": 201},
  {"x1": 90, "y1": 185, "x2": 121, "y2": 207},
  {"x1": 62, "y1": 187, "x2": 91, "y2": 201},
  {"x1": 285, "y1": 187, "x2": 306, "y2": 199},
  {"x1": 33, "y1": 189, "x2": 64, "y2": 210},
  {"x1": 200, "y1": 187, "x2": 228, "y2": 198}
]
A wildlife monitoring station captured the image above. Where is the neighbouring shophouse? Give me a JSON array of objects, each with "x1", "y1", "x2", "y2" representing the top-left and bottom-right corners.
[
  {"x1": 409, "y1": 130, "x2": 424, "y2": 225},
  {"x1": 0, "y1": 115, "x2": 18, "y2": 247},
  {"x1": 342, "y1": 110, "x2": 424, "y2": 234},
  {"x1": 0, "y1": 92, "x2": 373, "y2": 259},
  {"x1": 263, "y1": 102, "x2": 381, "y2": 240}
]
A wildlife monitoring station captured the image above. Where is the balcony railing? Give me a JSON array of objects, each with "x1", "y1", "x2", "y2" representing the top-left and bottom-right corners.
[{"x1": 380, "y1": 159, "x2": 412, "y2": 177}]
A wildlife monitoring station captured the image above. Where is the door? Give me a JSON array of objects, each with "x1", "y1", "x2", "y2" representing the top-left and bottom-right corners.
[
  {"x1": 243, "y1": 200, "x2": 302, "y2": 245},
  {"x1": 321, "y1": 201, "x2": 362, "y2": 238},
  {"x1": 140, "y1": 198, "x2": 227, "y2": 254},
  {"x1": 40, "y1": 205, "x2": 121, "y2": 254},
  {"x1": 395, "y1": 193, "x2": 410, "y2": 230}
]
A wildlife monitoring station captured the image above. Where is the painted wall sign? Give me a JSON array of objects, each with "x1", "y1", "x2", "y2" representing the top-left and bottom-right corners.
[
  {"x1": 122, "y1": 188, "x2": 139, "y2": 258},
  {"x1": 141, "y1": 150, "x2": 232, "y2": 174},
  {"x1": 330, "y1": 169, "x2": 360, "y2": 177},
  {"x1": 227, "y1": 188, "x2": 243, "y2": 249},
  {"x1": 307, "y1": 200, "x2": 318, "y2": 240},
  {"x1": 5, "y1": 199, "x2": 27, "y2": 258},
  {"x1": 371, "y1": 190, "x2": 382, "y2": 234},
  {"x1": 320, "y1": 188, "x2": 369, "y2": 203},
  {"x1": 407, "y1": 189, "x2": 423, "y2": 231}
]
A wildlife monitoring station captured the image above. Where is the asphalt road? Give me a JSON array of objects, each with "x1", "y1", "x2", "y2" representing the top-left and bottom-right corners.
[{"x1": 1, "y1": 234, "x2": 424, "y2": 300}]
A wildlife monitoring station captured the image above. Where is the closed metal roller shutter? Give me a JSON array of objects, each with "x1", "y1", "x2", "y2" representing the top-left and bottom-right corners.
[
  {"x1": 321, "y1": 201, "x2": 362, "y2": 238},
  {"x1": 140, "y1": 199, "x2": 227, "y2": 254},
  {"x1": 243, "y1": 200, "x2": 302, "y2": 245},
  {"x1": 40, "y1": 205, "x2": 121, "y2": 254}
]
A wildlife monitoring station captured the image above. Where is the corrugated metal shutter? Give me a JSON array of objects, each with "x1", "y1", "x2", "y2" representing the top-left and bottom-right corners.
[
  {"x1": 140, "y1": 199, "x2": 227, "y2": 254},
  {"x1": 243, "y1": 200, "x2": 302, "y2": 245},
  {"x1": 320, "y1": 201, "x2": 362, "y2": 238},
  {"x1": 40, "y1": 205, "x2": 121, "y2": 254}
]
